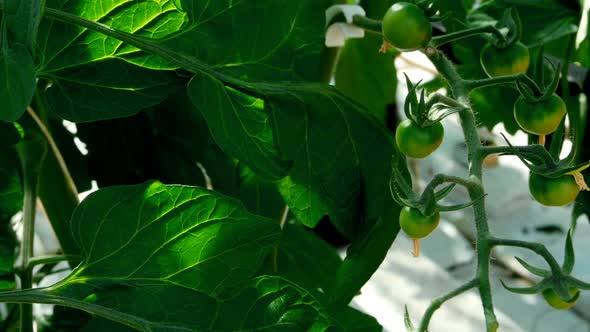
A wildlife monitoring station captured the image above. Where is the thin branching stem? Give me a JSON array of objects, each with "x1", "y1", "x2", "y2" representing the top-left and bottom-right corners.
[
  {"x1": 417, "y1": 279, "x2": 479, "y2": 331},
  {"x1": 420, "y1": 48, "x2": 500, "y2": 332}
]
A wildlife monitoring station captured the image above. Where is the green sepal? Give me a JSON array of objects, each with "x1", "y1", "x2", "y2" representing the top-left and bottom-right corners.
[
  {"x1": 500, "y1": 134, "x2": 590, "y2": 178},
  {"x1": 436, "y1": 193, "x2": 487, "y2": 212},
  {"x1": 389, "y1": 154, "x2": 417, "y2": 207},
  {"x1": 514, "y1": 257, "x2": 550, "y2": 277},
  {"x1": 423, "y1": 103, "x2": 465, "y2": 125},
  {"x1": 404, "y1": 75, "x2": 465, "y2": 127},
  {"x1": 562, "y1": 232, "x2": 575, "y2": 274},
  {"x1": 403, "y1": 74, "x2": 423, "y2": 123},
  {"x1": 500, "y1": 279, "x2": 548, "y2": 295},
  {"x1": 434, "y1": 183, "x2": 456, "y2": 201},
  {"x1": 493, "y1": 8, "x2": 521, "y2": 48},
  {"x1": 566, "y1": 276, "x2": 590, "y2": 291}
]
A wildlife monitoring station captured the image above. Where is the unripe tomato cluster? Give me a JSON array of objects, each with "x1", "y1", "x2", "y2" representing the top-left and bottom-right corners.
[{"x1": 384, "y1": 5, "x2": 583, "y2": 309}]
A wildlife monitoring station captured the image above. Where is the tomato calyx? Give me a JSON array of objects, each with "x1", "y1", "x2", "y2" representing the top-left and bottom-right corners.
[
  {"x1": 501, "y1": 233, "x2": 586, "y2": 308},
  {"x1": 403, "y1": 74, "x2": 467, "y2": 127},
  {"x1": 515, "y1": 57, "x2": 561, "y2": 103},
  {"x1": 500, "y1": 134, "x2": 590, "y2": 190}
]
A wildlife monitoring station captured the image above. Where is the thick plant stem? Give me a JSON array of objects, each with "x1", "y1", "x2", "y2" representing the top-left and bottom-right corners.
[
  {"x1": 18, "y1": 156, "x2": 37, "y2": 332},
  {"x1": 424, "y1": 49, "x2": 499, "y2": 332}
]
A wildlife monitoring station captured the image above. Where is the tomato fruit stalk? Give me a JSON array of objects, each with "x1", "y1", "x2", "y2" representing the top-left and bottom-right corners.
[
  {"x1": 395, "y1": 119, "x2": 444, "y2": 158},
  {"x1": 480, "y1": 42, "x2": 530, "y2": 77},
  {"x1": 513, "y1": 94, "x2": 567, "y2": 135},
  {"x1": 529, "y1": 173, "x2": 580, "y2": 206},
  {"x1": 382, "y1": 2, "x2": 432, "y2": 51}
]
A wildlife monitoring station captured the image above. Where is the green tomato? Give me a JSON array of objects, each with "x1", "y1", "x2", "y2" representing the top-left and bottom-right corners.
[
  {"x1": 514, "y1": 94, "x2": 567, "y2": 135},
  {"x1": 395, "y1": 119, "x2": 444, "y2": 159},
  {"x1": 382, "y1": 2, "x2": 432, "y2": 52},
  {"x1": 399, "y1": 207, "x2": 440, "y2": 239},
  {"x1": 480, "y1": 42, "x2": 530, "y2": 77},
  {"x1": 529, "y1": 173, "x2": 580, "y2": 206},
  {"x1": 542, "y1": 287, "x2": 580, "y2": 310}
]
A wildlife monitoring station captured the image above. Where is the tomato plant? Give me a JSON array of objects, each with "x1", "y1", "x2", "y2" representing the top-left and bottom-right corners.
[
  {"x1": 395, "y1": 119, "x2": 444, "y2": 158},
  {"x1": 0, "y1": 0, "x2": 589, "y2": 331},
  {"x1": 382, "y1": 2, "x2": 431, "y2": 51},
  {"x1": 480, "y1": 42, "x2": 530, "y2": 77},
  {"x1": 529, "y1": 173, "x2": 580, "y2": 207},
  {"x1": 514, "y1": 94, "x2": 567, "y2": 135}
]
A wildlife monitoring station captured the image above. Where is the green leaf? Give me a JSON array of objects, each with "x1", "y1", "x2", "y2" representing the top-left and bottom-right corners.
[
  {"x1": 189, "y1": 75, "x2": 400, "y2": 238},
  {"x1": 187, "y1": 74, "x2": 292, "y2": 181},
  {"x1": 331, "y1": 216, "x2": 400, "y2": 306},
  {"x1": 42, "y1": 59, "x2": 183, "y2": 122},
  {"x1": 474, "y1": 1, "x2": 580, "y2": 47},
  {"x1": 0, "y1": 147, "x2": 24, "y2": 221},
  {"x1": 50, "y1": 276, "x2": 340, "y2": 331},
  {"x1": 4, "y1": 0, "x2": 43, "y2": 51},
  {"x1": 18, "y1": 181, "x2": 339, "y2": 330},
  {"x1": 335, "y1": 35, "x2": 397, "y2": 122},
  {"x1": 0, "y1": 43, "x2": 35, "y2": 122},
  {"x1": 146, "y1": 91, "x2": 286, "y2": 219},
  {"x1": 0, "y1": 147, "x2": 19, "y2": 291},
  {"x1": 35, "y1": 0, "x2": 186, "y2": 121},
  {"x1": 35, "y1": 0, "x2": 332, "y2": 122},
  {"x1": 37, "y1": 0, "x2": 185, "y2": 72},
  {"x1": 276, "y1": 223, "x2": 343, "y2": 298},
  {"x1": 0, "y1": 122, "x2": 22, "y2": 146},
  {"x1": 328, "y1": 306, "x2": 381, "y2": 332},
  {"x1": 576, "y1": 7, "x2": 590, "y2": 66},
  {"x1": 159, "y1": 0, "x2": 331, "y2": 81},
  {"x1": 68, "y1": 181, "x2": 280, "y2": 296}
]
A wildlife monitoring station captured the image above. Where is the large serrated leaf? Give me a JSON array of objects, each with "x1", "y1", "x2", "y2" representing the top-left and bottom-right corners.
[
  {"x1": 187, "y1": 74, "x2": 292, "y2": 181},
  {"x1": 188, "y1": 75, "x2": 399, "y2": 238},
  {"x1": 26, "y1": 182, "x2": 340, "y2": 331},
  {"x1": 68, "y1": 181, "x2": 280, "y2": 297},
  {"x1": 51, "y1": 276, "x2": 340, "y2": 331}
]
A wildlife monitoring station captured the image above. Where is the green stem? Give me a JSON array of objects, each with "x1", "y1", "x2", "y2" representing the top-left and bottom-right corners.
[
  {"x1": 489, "y1": 238, "x2": 562, "y2": 275},
  {"x1": 430, "y1": 25, "x2": 506, "y2": 48},
  {"x1": 27, "y1": 255, "x2": 82, "y2": 269},
  {"x1": 425, "y1": 93, "x2": 468, "y2": 111},
  {"x1": 16, "y1": 142, "x2": 39, "y2": 332},
  {"x1": 424, "y1": 49, "x2": 499, "y2": 332},
  {"x1": 417, "y1": 279, "x2": 478, "y2": 331},
  {"x1": 38, "y1": 7, "x2": 217, "y2": 79},
  {"x1": 26, "y1": 107, "x2": 79, "y2": 199},
  {"x1": 465, "y1": 74, "x2": 541, "y2": 96},
  {"x1": 351, "y1": 15, "x2": 382, "y2": 34},
  {"x1": 0, "y1": 288, "x2": 149, "y2": 331}
]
